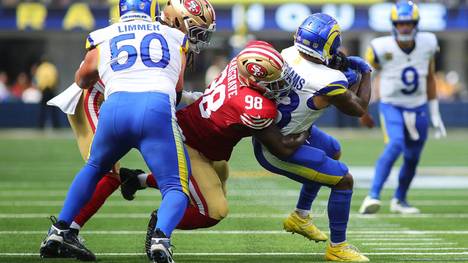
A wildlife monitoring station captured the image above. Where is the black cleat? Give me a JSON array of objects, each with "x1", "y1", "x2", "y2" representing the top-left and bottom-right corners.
[
  {"x1": 40, "y1": 217, "x2": 96, "y2": 261},
  {"x1": 150, "y1": 228, "x2": 174, "y2": 263},
  {"x1": 119, "y1": 167, "x2": 145, "y2": 201},
  {"x1": 146, "y1": 210, "x2": 158, "y2": 260}
]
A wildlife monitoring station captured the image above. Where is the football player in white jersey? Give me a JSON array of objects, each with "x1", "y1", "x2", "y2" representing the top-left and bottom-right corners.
[
  {"x1": 40, "y1": 1, "x2": 200, "y2": 262},
  {"x1": 253, "y1": 13, "x2": 371, "y2": 261},
  {"x1": 359, "y1": 1, "x2": 446, "y2": 215}
]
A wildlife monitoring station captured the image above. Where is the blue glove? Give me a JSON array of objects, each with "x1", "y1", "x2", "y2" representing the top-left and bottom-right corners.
[
  {"x1": 343, "y1": 67, "x2": 359, "y2": 87},
  {"x1": 347, "y1": 56, "x2": 372, "y2": 74}
]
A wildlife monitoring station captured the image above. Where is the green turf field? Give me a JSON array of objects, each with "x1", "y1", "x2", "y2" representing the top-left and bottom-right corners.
[{"x1": 0, "y1": 129, "x2": 467, "y2": 262}]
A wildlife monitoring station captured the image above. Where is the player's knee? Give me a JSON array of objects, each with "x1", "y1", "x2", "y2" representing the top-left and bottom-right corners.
[
  {"x1": 334, "y1": 173, "x2": 354, "y2": 190},
  {"x1": 209, "y1": 198, "x2": 229, "y2": 220}
]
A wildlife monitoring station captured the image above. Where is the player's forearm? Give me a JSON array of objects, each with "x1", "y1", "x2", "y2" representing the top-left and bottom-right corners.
[
  {"x1": 355, "y1": 72, "x2": 372, "y2": 109},
  {"x1": 426, "y1": 73, "x2": 437, "y2": 101},
  {"x1": 279, "y1": 131, "x2": 309, "y2": 155},
  {"x1": 75, "y1": 69, "x2": 98, "y2": 89}
]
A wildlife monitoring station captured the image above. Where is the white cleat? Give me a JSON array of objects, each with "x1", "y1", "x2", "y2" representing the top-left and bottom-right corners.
[
  {"x1": 390, "y1": 198, "x2": 420, "y2": 214},
  {"x1": 359, "y1": 196, "x2": 381, "y2": 214}
]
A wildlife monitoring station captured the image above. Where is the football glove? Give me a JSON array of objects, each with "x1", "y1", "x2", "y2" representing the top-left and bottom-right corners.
[
  {"x1": 429, "y1": 99, "x2": 447, "y2": 139},
  {"x1": 347, "y1": 56, "x2": 372, "y2": 74}
]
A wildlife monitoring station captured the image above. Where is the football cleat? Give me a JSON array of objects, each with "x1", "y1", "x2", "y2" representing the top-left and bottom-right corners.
[
  {"x1": 150, "y1": 228, "x2": 174, "y2": 263},
  {"x1": 40, "y1": 217, "x2": 96, "y2": 261},
  {"x1": 359, "y1": 196, "x2": 381, "y2": 214},
  {"x1": 119, "y1": 167, "x2": 145, "y2": 201},
  {"x1": 390, "y1": 198, "x2": 420, "y2": 214},
  {"x1": 283, "y1": 211, "x2": 328, "y2": 242},
  {"x1": 146, "y1": 210, "x2": 158, "y2": 260},
  {"x1": 325, "y1": 242, "x2": 369, "y2": 262}
]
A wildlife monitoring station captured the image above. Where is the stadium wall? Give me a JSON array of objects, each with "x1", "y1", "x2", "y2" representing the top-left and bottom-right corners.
[{"x1": 1, "y1": 102, "x2": 467, "y2": 128}]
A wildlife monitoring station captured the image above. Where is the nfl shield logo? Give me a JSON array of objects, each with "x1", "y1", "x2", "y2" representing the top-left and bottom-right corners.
[{"x1": 384, "y1": 52, "x2": 393, "y2": 61}]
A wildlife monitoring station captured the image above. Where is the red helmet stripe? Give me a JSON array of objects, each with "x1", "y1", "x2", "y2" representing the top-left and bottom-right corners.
[{"x1": 239, "y1": 47, "x2": 284, "y2": 69}]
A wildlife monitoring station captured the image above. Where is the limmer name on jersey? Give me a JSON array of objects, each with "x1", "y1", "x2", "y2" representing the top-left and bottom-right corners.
[{"x1": 118, "y1": 23, "x2": 161, "y2": 33}]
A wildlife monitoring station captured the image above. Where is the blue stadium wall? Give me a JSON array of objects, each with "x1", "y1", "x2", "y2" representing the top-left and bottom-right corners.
[{"x1": 1, "y1": 102, "x2": 467, "y2": 128}]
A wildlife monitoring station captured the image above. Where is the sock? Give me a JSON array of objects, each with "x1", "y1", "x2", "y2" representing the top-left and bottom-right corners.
[
  {"x1": 58, "y1": 164, "x2": 104, "y2": 224},
  {"x1": 138, "y1": 173, "x2": 149, "y2": 188},
  {"x1": 328, "y1": 189, "x2": 352, "y2": 244},
  {"x1": 394, "y1": 157, "x2": 419, "y2": 201},
  {"x1": 73, "y1": 173, "x2": 120, "y2": 227},
  {"x1": 146, "y1": 173, "x2": 158, "y2": 189},
  {"x1": 369, "y1": 141, "x2": 403, "y2": 199},
  {"x1": 296, "y1": 183, "x2": 321, "y2": 211},
  {"x1": 70, "y1": 221, "x2": 81, "y2": 231},
  {"x1": 176, "y1": 205, "x2": 220, "y2": 230},
  {"x1": 295, "y1": 209, "x2": 310, "y2": 219},
  {"x1": 156, "y1": 190, "x2": 188, "y2": 237}
]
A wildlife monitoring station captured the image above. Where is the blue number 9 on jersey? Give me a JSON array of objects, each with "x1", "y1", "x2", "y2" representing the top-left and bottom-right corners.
[
  {"x1": 400, "y1": 66, "x2": 419, "y2": 95},
  {"x1": 110, "y1": 33, "x2": 170, "y2": 72}
]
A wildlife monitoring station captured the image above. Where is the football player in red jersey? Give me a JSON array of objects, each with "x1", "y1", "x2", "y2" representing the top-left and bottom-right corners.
[{"x1": 56, "y1": 40, "x2": 307, "y2": 258}]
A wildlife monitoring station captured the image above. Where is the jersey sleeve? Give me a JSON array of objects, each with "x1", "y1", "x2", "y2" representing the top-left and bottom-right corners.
[
  {"x1": 239, "y1": 92, "x2": 277, "y2": 130},
  {"x1": 316, "y1": 70, "x2": 349, "y2": 96},
  {"x1": 85, "y1": 28, "x2": 107, "y2": 50},
  {"x1": 365, "y1": 45, "x2": 380, "y2": 69},
  {"x1": 180, "y1": 35, "x2": 189, "y2": 54},
  {"x1": 427, "y1": 33, "x2": 440, "y2": 56}
]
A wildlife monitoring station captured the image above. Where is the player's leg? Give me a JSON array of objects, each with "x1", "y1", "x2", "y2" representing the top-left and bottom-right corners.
[
  {"x1": 137, "y1": 92, "x2": 190, "y2": 262},
  {"x1": 253, "y1": 140, "x2": 368, "y2": 261},
  {"x1": 178, "y1": 147, "x2": 228, "y2": 228},
  {"x1": 284, "y1": 126, "x2": 342, "y2": 242},
  {"x1": 391, "y1": 105, "x2": 429, "y2": 213},
  {"x1": 41, "y1": 94, "x2": 131, "y2": 260},
  {"x1": 67, "y1": 89, "x2": 121, "y2": 231},
  {"x1": 360, "y1": 103, "x2": 405, "y2": 214}
]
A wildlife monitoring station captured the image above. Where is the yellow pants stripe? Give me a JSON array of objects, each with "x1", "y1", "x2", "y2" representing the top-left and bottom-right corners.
[
  {"x1": 171, "y1": 117, "x2": 190, "y2": 196},
  {"x1": 261, "y1": 146, "x2": 342, "y2": 186},
  {"x1": 379, "y1": 113, "x2": 389, "y2": 144}
]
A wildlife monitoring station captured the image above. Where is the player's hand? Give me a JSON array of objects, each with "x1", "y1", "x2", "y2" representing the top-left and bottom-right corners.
[
  {"x1": 347, "y1": 56, "x2": 372, "y2": 74},
  {"x1": 432, "y1": 114, "x2": 447, "y2": 139},
  {"x1": 429, "y1": 99, "x2": 447, "y2": 139},
  {"x1": 343, "y1": 67, "x2": 359, "y2": 87},
  {"x1": 359, "y1": 113, "x2": 375, "y2": 128}
]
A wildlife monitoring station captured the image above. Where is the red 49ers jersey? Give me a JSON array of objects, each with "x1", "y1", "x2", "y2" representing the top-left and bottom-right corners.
[{"x1": 177, "y1": 58, "x2": 277, "y2": 161}]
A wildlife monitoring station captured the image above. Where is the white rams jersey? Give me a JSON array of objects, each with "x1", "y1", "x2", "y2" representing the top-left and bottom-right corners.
[
  {"x1": 278, "y1": 47, "x2": 349, "y2": 135},
  {"x1": 86, "y1": 17, "x2": 188, "y2": 102},
  {"x1": 368, "y1": 32, "x2": 438, "y2": 108}
]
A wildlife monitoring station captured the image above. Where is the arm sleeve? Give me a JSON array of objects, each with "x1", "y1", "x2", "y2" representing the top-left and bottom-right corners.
[{"x1": 317, "y1": 79, "x2": 349, "y2": 96}]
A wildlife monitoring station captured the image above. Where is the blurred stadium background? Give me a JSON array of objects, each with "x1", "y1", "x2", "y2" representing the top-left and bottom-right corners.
[{"x1": 0, "y1": 0, "x2": 467, "y2": 262}]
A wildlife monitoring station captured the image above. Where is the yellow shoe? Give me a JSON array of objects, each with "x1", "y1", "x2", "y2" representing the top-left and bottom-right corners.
[
  {"x1": 325, "y1": 242, "x2": 369, "y2": 262},
  {"x1": 283, "y1": 211, "x2": 328, "y2": 242}
]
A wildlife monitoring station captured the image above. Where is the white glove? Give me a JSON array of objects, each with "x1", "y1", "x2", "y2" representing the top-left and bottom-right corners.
[
  {"x1": 428, "y1": 99, "x2": 447, "y2": 139},
  {"x1": 181, "y1": 90, "x2": 203, "y2": 105}
]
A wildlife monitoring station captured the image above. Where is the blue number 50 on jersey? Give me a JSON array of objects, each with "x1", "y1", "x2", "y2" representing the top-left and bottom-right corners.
[{"x1": 110, "y1": 32, "x2": 171, "y2": 72}]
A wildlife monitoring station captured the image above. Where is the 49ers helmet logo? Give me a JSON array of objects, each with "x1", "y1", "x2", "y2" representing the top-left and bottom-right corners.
[
  {"x1": 246, "y1": 62, "x2": 267, "y2": 78},
  {"x1": 184, "y1": 0, "x2": 202, "y2": 16}
]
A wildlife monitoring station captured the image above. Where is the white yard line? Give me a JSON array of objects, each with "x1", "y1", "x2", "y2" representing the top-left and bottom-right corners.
[
  {"x1": 354, "y1": 238, "x2": 443, "y2": 241},
  {"x1": 373, "y1": 248, "x2": 468, "y2": 251},
  {"x1": 0, "y1": 252, "x2": 467, "y2": 256},
  {"x1": 1, "y1": 213, "x2": 468, "y2": 219},
  {"x1": 1, "y1": 230, "x2": 468, "y2": 235},
  {"x1": 362, "y1": 242, "x2": 458, "y2": 246},
  {"x1": 1, "y1": 200, "x2": 468, "y2": 207}
]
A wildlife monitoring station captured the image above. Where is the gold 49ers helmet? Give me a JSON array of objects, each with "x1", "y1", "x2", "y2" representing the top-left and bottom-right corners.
[
  {"x1": 161, "y1": 0, "x2": 216, "y2": 53},
  {"x1": 237, "y1": 41, "x2": 291, "y2": 100}
]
